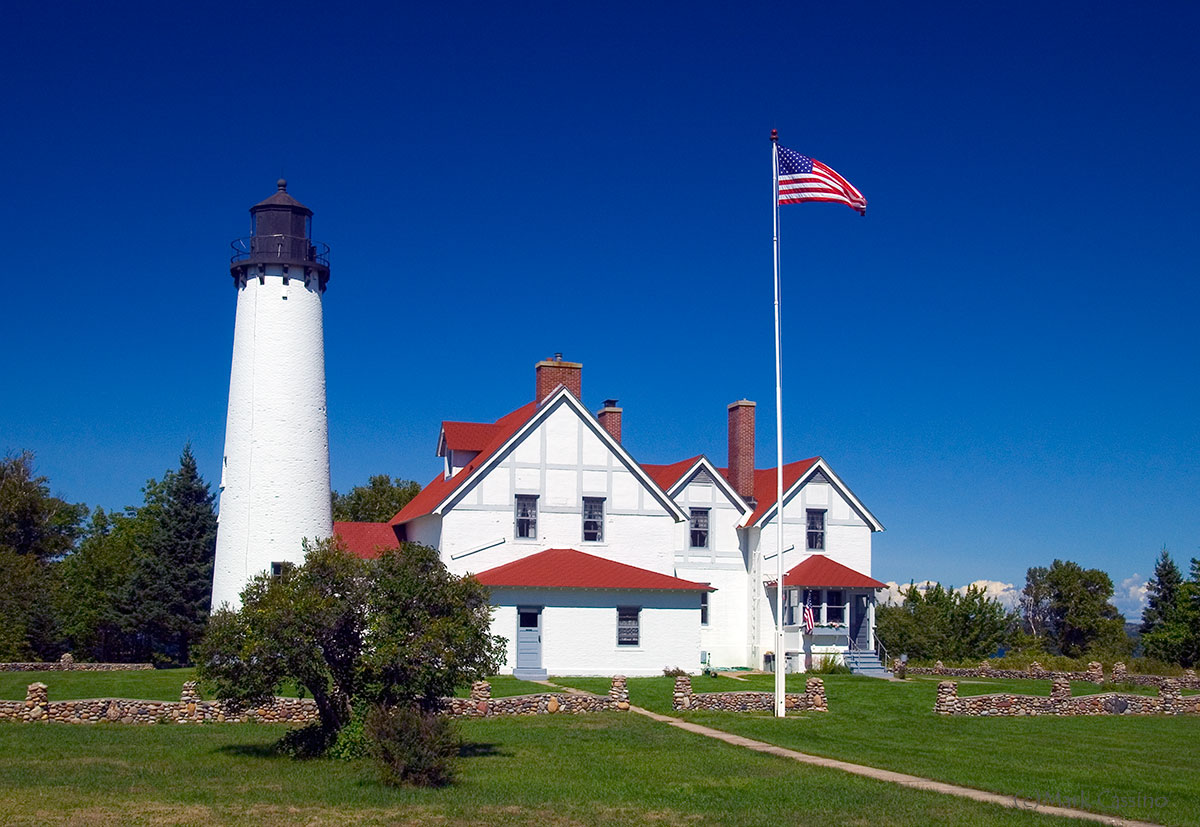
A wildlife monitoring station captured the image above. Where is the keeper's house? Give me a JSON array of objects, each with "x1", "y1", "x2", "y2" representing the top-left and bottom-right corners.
[{"x1": 336, "y1": 356, "x2": 885, "y2": 678}]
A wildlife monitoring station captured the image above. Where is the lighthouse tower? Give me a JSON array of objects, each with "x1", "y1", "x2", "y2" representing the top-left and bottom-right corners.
[{"x1": 211, "y1": 180, "x2": 333, "y2": 609}]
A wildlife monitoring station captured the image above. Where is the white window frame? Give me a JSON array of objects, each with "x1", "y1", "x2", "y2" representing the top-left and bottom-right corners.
[
  {"x1": 689, "y1": 508, "x2": 710, "y2": 549},
  {"x1": 806, "y1": 509, "x2": 826, "y2": 550},
  {"x1": 582, "y1": 497, "x2": 605, "y2": 543},
  {"x1": 616, "y1": 606, "x2": 640, "y2": 646},
  {"x1": 515, "y1": 494, "x2": 538, "y2": 540}
]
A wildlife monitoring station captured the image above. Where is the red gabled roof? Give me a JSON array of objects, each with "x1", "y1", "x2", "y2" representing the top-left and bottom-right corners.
[
  {"x1": 473, "y1": 548, "x2": 713, "y2": 591},
  {"x1": 334, "y1": 521, "x2": 401, "y2": 560},
  {"x1": 641, "y1": 455, "x2": 704, "y2": 492},
  {"x1": 440, "y1": 421, "x2": 500, "y2": 453},
  {"x1": 715, "y1": 457, "x2": 820, "y2": 526},
  {"x1": 391, "y1": 400, "x2": 539, "y2": 526},
  {"x1": 778, "y1": 554, "x2": 885, "y2": 589}
]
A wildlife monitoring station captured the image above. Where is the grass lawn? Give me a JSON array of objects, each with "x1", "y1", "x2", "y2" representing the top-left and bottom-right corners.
[
  {"x1": 0, "y1": 670, "x2": 552, "y2": 702},
  {"x1": 551, "y1": 674, "x2": 1199, "y2": 826},
  {"x1": 0, "y1": 713, "x2": 1082, "y2": 826}
]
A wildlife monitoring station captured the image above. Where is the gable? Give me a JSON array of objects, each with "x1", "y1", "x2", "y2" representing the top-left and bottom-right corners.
[
  {"x1": 755, "y1": 458, "x2": 884, "y2": 532},
  {"x1": 434, "y1": 389, "x2": 687, "y2": 522}
]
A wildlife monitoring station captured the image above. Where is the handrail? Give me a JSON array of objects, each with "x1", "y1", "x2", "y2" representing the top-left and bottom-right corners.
[{"x1": 230, "y1": 234, "x2": 330, "y2": 268}]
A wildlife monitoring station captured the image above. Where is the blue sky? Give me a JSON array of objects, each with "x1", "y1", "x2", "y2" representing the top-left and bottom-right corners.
[{"x1": 3, "y1": 2, "x2": 1196, "y2": 617}]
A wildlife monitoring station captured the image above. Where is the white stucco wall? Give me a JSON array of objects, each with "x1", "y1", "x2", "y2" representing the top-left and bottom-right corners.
[
  {"x1": 212, "y1": 269, "x2": 332, "y2": 610},
  {"x1": 432, "y1": 399, "x2": 679, "y2": 578},
  {"x1": 488, "y1": 588, "x2": 702, "y2": 676}
]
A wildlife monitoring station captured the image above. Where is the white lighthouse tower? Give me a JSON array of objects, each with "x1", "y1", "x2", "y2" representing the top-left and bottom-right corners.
[{"x1": 211, "y1": 180, "x2": 333, "y2": 609}]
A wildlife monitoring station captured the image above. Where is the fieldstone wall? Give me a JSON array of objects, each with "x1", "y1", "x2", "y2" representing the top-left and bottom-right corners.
[
  {"x1": 0, "y1": 653, "x2": 153, "y2": 672},
  {"x1": 935, "y1": 678, "x2": 1200, "y2": 716},
  {"x1": 671, "y1": 675, "x2": 828, "y2": 713},
  {"x1": 908, "y1": 660, "x2": 1200, "y2": 690},
  {"x1": 439, "y1": 677, "x2": 629, "y2": 717},
  {"x1": 0, "y1": 681, "x2": 319, "y2": 725},
  {"x1": 0, "y1": 678, "x2": 630, "y2": 724}
]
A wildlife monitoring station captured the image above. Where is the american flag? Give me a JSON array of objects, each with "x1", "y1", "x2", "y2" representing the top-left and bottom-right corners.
[
  {"x1": 802, "y1": 593, "x2": 815, "y2": 635},
  {"x1": 777, "y1": 145, "x2": 866, "y2": 215}
]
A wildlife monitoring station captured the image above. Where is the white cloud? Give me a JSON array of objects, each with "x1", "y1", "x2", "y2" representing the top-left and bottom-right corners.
[
  {"x1": 879, "y1": 579, "x2": 1021, "y2": 610},
  {"x1": 1113, "y1": 574, "x2": 1148, "y2": 621}
]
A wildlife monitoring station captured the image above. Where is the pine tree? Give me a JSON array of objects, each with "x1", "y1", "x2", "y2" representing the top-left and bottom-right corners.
[
  {"x1": 1140, "y1": 546, "x2": 1183, "y2": 635},
  {"x1": 129, "y1": 446, "x2": 217, "y2": 665}
]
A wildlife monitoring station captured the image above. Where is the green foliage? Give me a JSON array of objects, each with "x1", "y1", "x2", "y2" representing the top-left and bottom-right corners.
[
  {"x1": 875, "y1": 582, "x2": 1013, "y2": 661},
  {"x1": 1139, "y1": 547, "x2": 1200, "y2": 666},
  {"x1": 365, "y1": 704, "x2": 459, "y2": 787},
  {"x1": 0, "y1": 452, "x2": 87, "y2": 660},
  {"x1": 127, "y1": 445, "x2": 217, "y2": 665},
  {"x1": 198, "y1": 537, "x2": 505, "y2": 753},
  {"x1": 331, "y1": 474, "x2": 420, "y2": 522},
  {"x1": 1019, "y1": 560, "x2": 1131, "y2": 658},
  {"x1": 809, "y1": 655, "x2": 851, "y2": 674}
]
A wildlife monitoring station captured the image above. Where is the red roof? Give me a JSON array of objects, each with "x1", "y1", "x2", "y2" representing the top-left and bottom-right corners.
[
  {"x1": 641, "y1": 456, "x2": 704, "y2": 492},
  {"x1": 779, "y1": 555, "x2": 885, "y2": 588},
  {"x1": 473, "y1": 548, "x2": 713, "y2": 591},
  {"x1": 440, "y1": 421, "x2": 500, "y2": 453},
  {"x1": 334, "y1": 521, "x2": 401, "y2": 560},
  {"x1": 392, "y1": 401, "x2": 539, "y2": 526},
  {"x1": 723, "y1": 458, "x2": 821, "y2": 526}
]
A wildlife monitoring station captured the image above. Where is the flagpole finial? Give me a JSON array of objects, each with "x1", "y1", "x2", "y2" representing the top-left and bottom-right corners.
[{"x1": 770, "y1": 128, "x2": 778, "y2": 142}]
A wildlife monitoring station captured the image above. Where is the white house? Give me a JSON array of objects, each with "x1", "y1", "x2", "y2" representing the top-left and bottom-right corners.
[{"x1": 335, "y1": 356, "x2": 885, "y2": 677}]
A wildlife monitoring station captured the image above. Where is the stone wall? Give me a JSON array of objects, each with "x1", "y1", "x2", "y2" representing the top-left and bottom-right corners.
[
  {"x1": 671, "y1": 675, "x2": 827, "y2": 713},
  {"x1": 935, "y1": 678, "x2": 1200, "y2": 716},
  {"x1": 909, "y1": 661, "x2": 1200, "y2": 690},
  {"x1": 0, "y1": 653, "x2": 153, "y2": 672},
  {"x1": 439, "y1": 677, "x2": 630, "y2": 717},
  {"x1": 0, "y1": 677, "x2": 631, "y2": 725}
]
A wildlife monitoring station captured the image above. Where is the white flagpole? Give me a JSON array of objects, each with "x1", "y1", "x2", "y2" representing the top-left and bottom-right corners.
[{"x1": 771, "y1": 129, "x2": 786, "y2": 718}]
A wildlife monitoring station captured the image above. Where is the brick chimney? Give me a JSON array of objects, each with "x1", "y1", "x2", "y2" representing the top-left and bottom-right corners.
[
  {"x1": 727, "y1": 400, "x2": 756, "y2": 503},
  {"x1": 535, "y1": 353, "x2": 582, "y2": 402},
  {"x1": 597, "y1": 399, "x2": 622, "y2": 443}
]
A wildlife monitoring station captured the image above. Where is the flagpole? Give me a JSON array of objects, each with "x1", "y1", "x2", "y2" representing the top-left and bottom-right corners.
[{"x1": 771, "y1": 128, "x2": 786, "y2": 718}]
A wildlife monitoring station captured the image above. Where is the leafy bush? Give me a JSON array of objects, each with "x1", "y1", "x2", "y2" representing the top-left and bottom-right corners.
[
  {"x1": 365, "y1": 704, "x2": 459, "y2": 787},
  {"x1": 809, "y1": 655, "x2": 851, "y2": 674},
  {"x1": 662, "y1": 666, "x2": 689, "y2": 677},
  {"x1": 327, "y1": 706, "x2": 371, "y2": 760}
]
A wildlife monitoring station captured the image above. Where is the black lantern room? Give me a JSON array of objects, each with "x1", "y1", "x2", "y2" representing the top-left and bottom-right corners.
[{"x1": 230, "y1": 179, "x2": 330, "y2": 290}]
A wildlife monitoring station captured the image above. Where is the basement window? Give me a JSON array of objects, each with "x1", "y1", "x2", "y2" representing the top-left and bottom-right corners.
[{"x1": 617, "y1": 606, "x2": 640, "y2": 646}]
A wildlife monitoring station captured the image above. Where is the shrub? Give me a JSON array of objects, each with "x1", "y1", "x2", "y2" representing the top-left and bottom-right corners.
[
  {"x1": 809, "y1": 655, "x2": 850, "y2": 674},
  {"x1": 365, "y1": 704, "x2": 459, "y2": 787},
  {"x1": 662, "y1": 666, "x2": 689, "y2": 677}
]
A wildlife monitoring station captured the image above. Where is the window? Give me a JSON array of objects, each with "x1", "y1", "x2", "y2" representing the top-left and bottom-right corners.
[
  {"x1": 700, "y1": 592, "x2": 709, "y2": 625},
  {"x1": 270, "y1": 562, "x2": 291, "y2": 581},
  {"x1": 689, "y1": 508, "x2": 710, "y2": 549},
  {"x1": 826, "y1": 589, "x2": 845, "y2": 624},
  {"x1": 806, "y1": 509, "x2": 826, "y2": 550},
  {"x1": 515, "y1": 495, "x2": 538, "y2": 539},
  {"x1": 802, "y1": 589, "x2": 821, "y2": 624},
  {"x1": 617, "y1": 606, "x2": 640, "y2": 646},
  {"x1": 582, "y1": 497, "x2": 605, "y2": 542}
]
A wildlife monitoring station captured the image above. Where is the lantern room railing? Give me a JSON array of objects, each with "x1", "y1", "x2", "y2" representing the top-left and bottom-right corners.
[{"x1": 230, "y1": 235, "x2": 330, "y2": 268}]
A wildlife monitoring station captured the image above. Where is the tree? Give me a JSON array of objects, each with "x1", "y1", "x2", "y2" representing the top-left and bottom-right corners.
[
  {"x1": 332, "y1": 474, "x2": 421, "y2": 522},
  {"x1": 56, "y1": 507, "x2": 145, "y2": 662},
  {"x1": 876, "y1": 582, "x2": 1014, "y2": 661},
  {"x1": 198, "y1": 537, "x2": 504, "y2": 749},
  {"x1": 0, "y1": 451, "x2": 88, "y2": 563},
  {"x1": 0, "y1": 452, "x2": 87, "y2": 659},
  {"x1": 128, "y1": 446, "x2": 218, "y2": 665},
  {"x1": 1141, "y1": 547, "x2": 1183, "y2": 636},
  {"x1": 1020, "y1": 560, "x2": 1131, "y2": 658}
]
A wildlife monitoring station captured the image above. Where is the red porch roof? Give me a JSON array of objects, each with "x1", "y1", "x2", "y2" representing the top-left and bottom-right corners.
[
  {"x1": 473, "y1": 548, "x2": 713, "y2": 592},
  {"x1": 778, "y1": 555, "x2": 885, "y2": 589}
]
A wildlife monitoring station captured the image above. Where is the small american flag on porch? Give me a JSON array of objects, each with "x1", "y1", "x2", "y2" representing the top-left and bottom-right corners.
[{"x1": 802, "y1": 592, "x2": 815, "y2": 635}]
